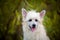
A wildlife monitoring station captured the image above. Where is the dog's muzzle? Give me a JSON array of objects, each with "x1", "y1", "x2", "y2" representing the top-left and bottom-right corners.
[{"x1": 29, "y1": 24, "x2": 36, "y2": 32}]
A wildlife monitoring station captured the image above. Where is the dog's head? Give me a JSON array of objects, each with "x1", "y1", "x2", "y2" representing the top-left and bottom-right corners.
[{"x1": 22, "y1": 8, "x2": 46, "y2": 32}]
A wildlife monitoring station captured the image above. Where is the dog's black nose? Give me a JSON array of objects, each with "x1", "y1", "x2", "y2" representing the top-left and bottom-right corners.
[{"x1": 32, "y1": 24, "x2": 36, "y2": 28}]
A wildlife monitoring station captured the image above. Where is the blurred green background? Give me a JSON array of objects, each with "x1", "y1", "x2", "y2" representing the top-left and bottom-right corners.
[{"x1": 0, "y1": 0, "x2": 60, "y2": 40}]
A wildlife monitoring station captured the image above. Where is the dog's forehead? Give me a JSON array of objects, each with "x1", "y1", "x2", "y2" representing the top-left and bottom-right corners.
[{"x1": 26, "y1": 10, "x2": 40, "y2": 18}]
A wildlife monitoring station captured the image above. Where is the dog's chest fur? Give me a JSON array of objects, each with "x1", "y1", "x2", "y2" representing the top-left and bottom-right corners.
[
  {"x1": 24, "y1": 29, "x2": 40, "y2": 40},
  {"x1": 25, "y1": 29, "x2": 40, "y2": 39}
]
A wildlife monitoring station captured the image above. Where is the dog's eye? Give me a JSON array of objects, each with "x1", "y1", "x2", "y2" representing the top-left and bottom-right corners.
[
  {"x1": 35, "y1": 19, "x2": 38, "y2": 22},
  {"x1": 29, "y1": 19, "x2": 32, "y2": 22}
]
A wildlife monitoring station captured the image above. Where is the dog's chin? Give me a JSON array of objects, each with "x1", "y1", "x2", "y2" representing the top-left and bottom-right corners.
[{"x1": 29, "y1": 26, "x2": 36, "y2": 32}]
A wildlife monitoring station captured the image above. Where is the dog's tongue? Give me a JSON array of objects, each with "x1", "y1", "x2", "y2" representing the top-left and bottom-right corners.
[{"x1": 31, "y1": 27, "x2": 35, "y2": 32}]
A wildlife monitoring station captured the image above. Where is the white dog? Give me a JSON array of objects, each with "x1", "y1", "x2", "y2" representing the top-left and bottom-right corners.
[{"x1": 22, "y1": 8, "x2": 50, "y2": 40}]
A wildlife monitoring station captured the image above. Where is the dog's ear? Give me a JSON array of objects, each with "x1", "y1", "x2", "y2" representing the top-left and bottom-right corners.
[
  {"x1": 40, "y1": 10, "x2": 46, "y2": 18},
  {"x1": 22, "y1": 8, "x2": 27, "y2": 18}
]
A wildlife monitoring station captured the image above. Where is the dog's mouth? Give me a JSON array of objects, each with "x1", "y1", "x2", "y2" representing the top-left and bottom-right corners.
[{"x1": 29, "y1": 26, "x2": 36, "y2": 32}]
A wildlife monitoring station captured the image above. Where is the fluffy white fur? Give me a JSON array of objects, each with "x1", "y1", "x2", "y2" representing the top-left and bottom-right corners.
[{"x1": 22, "y1": 8, "x2": 50, "y2": 40}]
